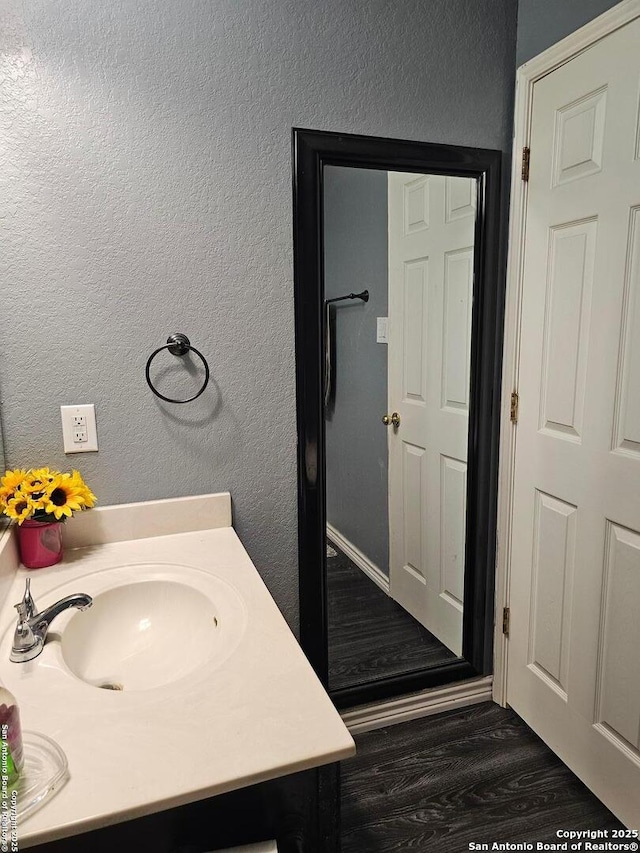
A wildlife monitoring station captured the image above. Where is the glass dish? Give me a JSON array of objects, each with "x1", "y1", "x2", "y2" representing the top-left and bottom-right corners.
[{"x1": 8, "y1": 731, "x2": 69, "y2": 823}]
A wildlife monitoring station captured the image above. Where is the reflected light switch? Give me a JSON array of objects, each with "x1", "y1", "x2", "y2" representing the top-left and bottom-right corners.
[{"x1": 377, "y1": 317, "x2": 388, "y2": 344}]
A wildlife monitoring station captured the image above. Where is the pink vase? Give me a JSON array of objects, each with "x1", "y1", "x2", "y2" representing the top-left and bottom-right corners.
[{"x1": 17, "y1": 520, "x2": 63, "y2": 569}]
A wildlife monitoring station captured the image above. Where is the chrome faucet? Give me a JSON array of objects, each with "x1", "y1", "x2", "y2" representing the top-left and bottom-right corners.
[{"x1": 10, "y1": 578, "x2": 92, "y2": 663}]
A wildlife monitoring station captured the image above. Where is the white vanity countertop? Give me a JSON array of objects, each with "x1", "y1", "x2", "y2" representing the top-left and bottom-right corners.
[{"x1": 0, "y1": 494, "x2": 355, "y2": 848}]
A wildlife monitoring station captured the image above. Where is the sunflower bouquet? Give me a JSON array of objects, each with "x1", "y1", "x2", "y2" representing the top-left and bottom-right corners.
[{"x1": 0, "y1": 468, "x2": 96, "y2": 525}]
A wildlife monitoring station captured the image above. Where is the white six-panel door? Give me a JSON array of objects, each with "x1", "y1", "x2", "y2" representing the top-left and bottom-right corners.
[
  {"x1": 387, "y1": 172, "x2": 476, "y2": 655},
  {"x1": 507, "y1": 15, "x2": 640, "y2": 827}
]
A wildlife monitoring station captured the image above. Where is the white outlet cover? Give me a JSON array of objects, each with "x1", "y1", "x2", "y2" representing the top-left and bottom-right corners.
[{"x1": 61, "y1": 405, "x2": 98, "y2": 453}]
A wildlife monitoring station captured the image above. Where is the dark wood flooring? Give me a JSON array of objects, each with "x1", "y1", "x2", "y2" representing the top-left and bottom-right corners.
[
  {"x1": 341, "y1": 702, "x2": 623, "y2": 852},
  {"x1": 327, "y1": 543, "x2": 457, "y2": 691}
]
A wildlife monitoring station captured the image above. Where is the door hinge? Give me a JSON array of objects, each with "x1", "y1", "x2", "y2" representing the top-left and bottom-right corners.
[
  {"x1": 521, "y1": 147, "x2": 530, "y2": 182},
  {"x1": 510, "y1": 391, "x2": 519, "y2": 424},
  {"x1": 502, "y1": 607, "x2": 510, "y2": 636}
]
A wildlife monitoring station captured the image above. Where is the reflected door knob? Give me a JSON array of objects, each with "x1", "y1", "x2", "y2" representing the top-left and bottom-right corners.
[{"x1": 382, "y1": 412, "x2": 401, "y2": 428}]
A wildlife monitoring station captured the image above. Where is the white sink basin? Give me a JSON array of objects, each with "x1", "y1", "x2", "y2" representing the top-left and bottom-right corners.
[
  {"x1": 1, "y1": 562, "x2": 247, "y2": 697},
  {"x1": 61, "y1": 580, "x2": 225, "y2": 691}
]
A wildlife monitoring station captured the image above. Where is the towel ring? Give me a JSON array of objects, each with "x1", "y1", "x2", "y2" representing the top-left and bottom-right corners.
[{"x1": 145, "y1": 334, "x2": 210, "y2": 404}]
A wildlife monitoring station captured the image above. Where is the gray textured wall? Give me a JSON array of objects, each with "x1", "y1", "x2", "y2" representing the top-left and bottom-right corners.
[
  {"x1": 516, "y1": 0, "x2": 622, "y2": 64},
  {"x1": 324, "y1": 166, "x2": 389, "y2": 574},
  {"x1": 0, "y1": 0, "x2": 517, "y2": 631}
]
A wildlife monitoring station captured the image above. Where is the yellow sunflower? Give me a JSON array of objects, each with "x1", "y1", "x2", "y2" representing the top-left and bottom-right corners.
[
  {"x1": 69, "y1": 470, "x2": 96, "y2": 509},
  {"x1": 30, "y1": 467, "x2": 58, "y2": 486},
  {"x1": 20, "y1": 468, "x2": 57, "y2": 495},
  {"x1": 19, "y1": 469, "x2": 59, "y2": 514},
  {"x1": 0, "y1": 469, "x2": 27, "y2": 508},
  {"x1": 4, "y1": 494, "x2": 35, "y2": 525},
  {"x1": 43, "y1": 473, "x2": 88, "y2": 520}
]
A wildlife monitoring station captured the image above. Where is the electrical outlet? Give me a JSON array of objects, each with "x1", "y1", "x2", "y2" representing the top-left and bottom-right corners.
[{"x1": 61, "y1": 405, "x2": 98, "y2": 453}]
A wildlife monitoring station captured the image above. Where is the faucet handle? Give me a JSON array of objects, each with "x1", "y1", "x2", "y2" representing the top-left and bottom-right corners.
[
  {"x1": 16, "y1": 578, "x2": 36, "y2": 619},
  {"x1": 14, "y1": 601, "x2": 28, "y2": 621}
]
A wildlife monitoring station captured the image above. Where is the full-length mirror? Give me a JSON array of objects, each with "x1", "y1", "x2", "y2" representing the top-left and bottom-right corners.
[
  {"x1": 324, "y1": 166, "x2": 476, "y2": 691},
  {"x1": 293, "y1": 130, "x2": 504, "y2": 708}
]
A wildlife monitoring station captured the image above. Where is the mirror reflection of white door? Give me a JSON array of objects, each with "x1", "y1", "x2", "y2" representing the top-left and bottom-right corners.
[
  {"x1": 507, "y1": 14, "x2": 640, "y2": 827},
  {"x1": 387, "y1": 171, "x2": 476, "y2": 656}
]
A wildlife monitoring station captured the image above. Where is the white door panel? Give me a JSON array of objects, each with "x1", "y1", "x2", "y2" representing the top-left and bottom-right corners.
[
  {"x1": 508, "y1": 14, "x2": 640, "y2": 827},
  {"x1": 387, "y1": 171, "x2": 475, "y2": 656},
  {"x1": 614, "y1": 206, "x2": 640, "y2": 457}
]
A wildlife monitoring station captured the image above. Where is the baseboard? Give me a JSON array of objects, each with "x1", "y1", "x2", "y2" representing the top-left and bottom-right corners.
[
  {"x1": 326, "y1": 523, "x2": 390, "y2": 594},
  {"x1": 341, "y1": 676, "x2": 493, "y2": 734}
]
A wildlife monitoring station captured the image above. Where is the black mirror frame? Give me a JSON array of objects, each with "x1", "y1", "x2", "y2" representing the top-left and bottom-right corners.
[{"x1": 292, "y1": 128, "x2": 503, "y2": 709}]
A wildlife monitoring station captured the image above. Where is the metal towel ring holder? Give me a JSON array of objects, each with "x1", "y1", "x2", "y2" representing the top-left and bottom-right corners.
[{"x1": 145, "y1": 334, "x2": 210, "y2": 404}]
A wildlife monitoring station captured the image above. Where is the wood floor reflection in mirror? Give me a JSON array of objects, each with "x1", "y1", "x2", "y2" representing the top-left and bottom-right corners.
[{"x1": 327, "y1": 541, "x2": 457, "y2": 692}]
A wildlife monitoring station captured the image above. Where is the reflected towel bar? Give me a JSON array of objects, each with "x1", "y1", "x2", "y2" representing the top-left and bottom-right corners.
[{"x1": 324, "y1": 289, "x2": 369, "y2": 305}]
